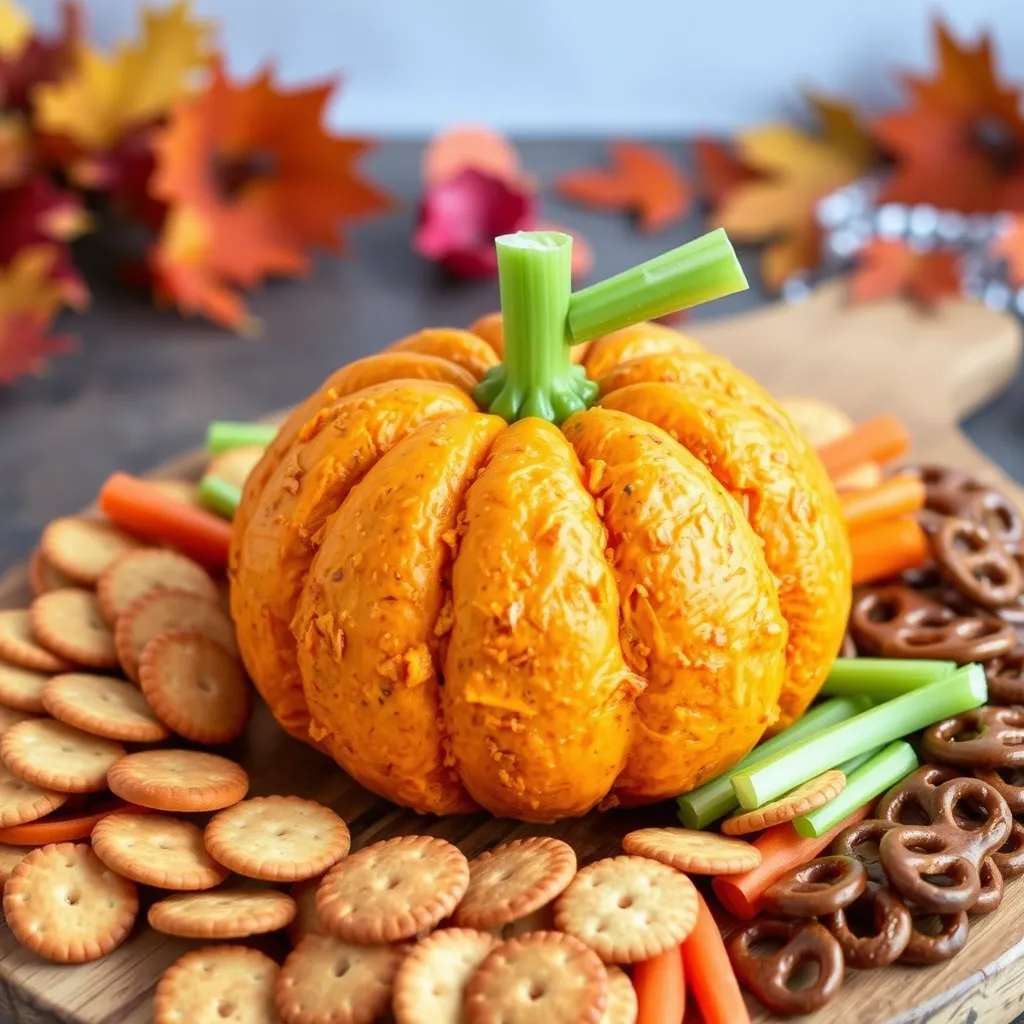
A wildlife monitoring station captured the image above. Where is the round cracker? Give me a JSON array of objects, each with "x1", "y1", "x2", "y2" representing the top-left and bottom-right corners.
[
  {"x1": 148, "y1": 888, "x2": 297, "y2": 939},
  {"x1": 155, "y1": 945, "x2": 279, "y2": 1024},
  {"x1": 554, "y1": 855, "x2": 698, "y2": 964},
  {"x1": 107, "y1": 748, "x2": 249, "y2": 812},
  {"x1": 317, "y1": 835, "x2": 469, "y2": 944},
  {"x1": 205, "y1": 796, "x2": 349, "y2": 882},
  {"x1": 28, "y1": 548, "x2": 76, "y2": 596},
  {"x1": 0, "y1": 718, "x2": 124, "y2": 794},
  {"x1": 622, "y1": 827, "x2": 761, "y2": 874},
  {"x1": 41, "y1": 517, "x2": 145, "y2": 586},
  {"x1": 276, "y1": 931, "x2": 404, "y2": 1024},
  {"x1": 42, "y1": 672, "x2": 169, "y2": 742},
  {"x1": 30, "y1": 589, "x2": 119, "y2": 670},
  {"x1": 92, "y1": 812, "x2": 229, "y2": 890},
  {"x1": 393, "y1": 927, "x2": 497, "y2": 1024},
  {"x1": 0, "y1": 842, "x2": 33, "y2": 883},
  {"x1": 148, "y1": 479, "x2": 204, "y2": 508},
  {"x1": 0, "y1": 610, "x2": 73, "y2": 673},
  {"x1": 721, "y1": 769, "x2": 847, "y2": 835},
  {"x1": 207, "y1": 446, "x2": 264, "y2": 490},
  {"x1": 138, "y1": 630, "x2": 251, "y2": 744},
  {"x1": 455, "y1": 837, "x2": 577, "y2": 930},
  {"x1": 288, "y1": 877, "x2": 324, "y2": 946},
  {"x1": 114, "y1": 589, "x2": 237, "y2": 682},
  {"x1": 0, "y1": 761, "x2": 68, "y2": 826},
  {"x1": 464, "y1": 931, "x2": 608, "y2": 1024},
  {"x1": 0, "y1": 704, "x2": 35, "y2": 735},
  {"x1": 3, "y1": 842, "x2": 138, "y2": 962},
  {"x1": 97, "y1": 548, "x2": 218, "y2": 624},
  {"x1": 601, "y1": 965, "x2": 638, "y2": 1024},
  {"x1": 0, "y1": 660, "x2": 49, "y2": 713}
]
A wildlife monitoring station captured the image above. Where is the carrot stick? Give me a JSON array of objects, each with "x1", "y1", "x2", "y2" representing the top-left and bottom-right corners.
[
  {"x1": 0, "y1": 801, "x2": 150, "y2": 845},
  {"x1": 817, "y1": 413, "x2": 911, "y2": 480},
  {"x1": 850, "y1": 515, "x2": 928, "y2": 585},
  {"x1": 682, "y1": 893, "x2": 750, "y2": 1024},
  {"x1": 841, "y1": 474, "x2": 925, "y2": 531},
  {"x1": 712, "y1": 803, "x2": 871, "y2": 919},
  {"x1": 98, "y1": 472, "x2": 233, "y2": 568},
  {"x1": 633, "y1": 945, "x2": 686, "y2": 1024}
]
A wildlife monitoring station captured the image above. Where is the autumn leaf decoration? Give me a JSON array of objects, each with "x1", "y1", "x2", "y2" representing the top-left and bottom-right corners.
[{"x1": 850, "y1": 241, "x2": 961, "y2": 309}]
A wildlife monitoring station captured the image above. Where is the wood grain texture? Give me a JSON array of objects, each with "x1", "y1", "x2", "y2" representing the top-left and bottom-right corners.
[{"x1": 0, "y1": 281, "x2": 1022, "y2": 1024}]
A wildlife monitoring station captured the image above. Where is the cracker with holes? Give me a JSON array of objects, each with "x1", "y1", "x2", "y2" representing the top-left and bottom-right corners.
[
  {"x1": 204, "y1": 795, "x2": 350, "y2": 882},
  {"x1": 601, "y1": 965, "x2": 639, "y2": 1024},
  {"x1": 107, "y1": 749, "x2": 249, "y2": 811},
  {"x1": 276, "y1": 932, "x2": 405, "y2": 1024},
  {"x1": 0, "y1": 761, "x2": 67, "y2": 826},
  {"x1": 1, "y1": 718, "x2": 125, "y2": 793},
  {"x1": 393, "y1": 927, "x2": 497, "y2": 1024},
  {"x1": 30, "y1": 589, "x2": 119, "y2": 669},
  {"x1": 288, "y1": 877, "x2": 325, "y2": 946},
  {"x1": 3, "y1": 842, "x2": 138, "y2": 963},
  {"x1": 92, "y1": 812, "x2": 229, "y2": 890},
  {"x1": 464, "y1": 931, "x2": 609, "y2": 1024},
  {"x1": 554, "y1": 855, "x2": 698, "y2": 963},
  {"x1": 41, "y1": 517, "x2": 145, "y2": 586},
  {"x1": 622, "y1": 827, "x2": 760, "y2": 874},
  {"x1": 97, "y1": 548, "x2": 219, "y2": 624},
  {"x1": 0, "y1": 842, "x2": 32, "y2": 884},
  {"x1": 455, "y1": 836, "x2": 577, "y2": 930},
  {"x1": 0, "y1": 610, "x2": 73, "y2": 673},
  {"x1": 721, "y1": 769, "x2": 846, "y2": 835},
  {"x1": 148, "y1": 888, "x2": 297, "y2": 939},
  {"x1": 139, "y1": 630, "x2": 251, "y2": 744},
  {"x1": 42, "y1": 673, "x2": 169, "y2": 742},
  {"x1": 155, "y1": 946, "x2": 279, "y2": 1024},
  {"x1": 317, "y1": 834, "x2": 469, "y2": 944},
  {"x1": 0, "y1": 660, "x2": 50, "y2": 713}
]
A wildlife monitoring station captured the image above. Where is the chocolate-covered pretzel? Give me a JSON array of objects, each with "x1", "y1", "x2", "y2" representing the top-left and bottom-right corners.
[
  {"x1": 959, "y1": 489, "x2": 1024, "y2": 550},
  {"x1": 899, "y1": 908, "x2": 970, "y2": 964},
  {"x1": 931, "y1": 517, "x2": 1024, "y2": 609},
  {"x1": 972, "y1": 764, "x2": 1024, "y2": 813},
  {"x1": 991, "y1": 819, "x2": 1024, "y2": 879},
  {"x1": 984, "y1": 650, "x2": 1024, "y2": 705},
  {"x1": 839, "y1": 631, "x2": 857, "y2": 659},
  {"x1": 875, "y1": 764, "x2": 959, "y2": 824},
  {"x1": 761, "y1": 856, "x2": 867, "y2": 918},
  {"x1": 729, "y1": 919, "x2": 844, "y2": 1015},
  {"x1": 822, "y1": 887, "x2": 913, "y2": 969},
  {"x1": 923, "y1": 706, "x2": 1024, "y2": 768},
  {"x1": 880, "y1": 826, "x2": 981, "y2": 913},
  {"x1": 849, "y1": 585, "x2": 1015, "y2": 662},
  {"x1": 907, "y1": 465, "x2": 985, "y2": 517},
  {"x1": 972, "y1": 857, "x2": 1004, "y2": 914}
]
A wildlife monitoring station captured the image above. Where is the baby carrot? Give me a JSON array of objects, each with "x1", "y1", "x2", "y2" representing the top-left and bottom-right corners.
[
  {"x1": 634, "y1": 945, "x2": 686, "y2": 1024},
  {"x1": 817, "y1": 413, "x2": 911, "y2": 480},
  {"x1": 98, "y1": 472, "x2": 233, "y2": 568},
  {"x1": 682, "y1": 893, "x2": 750, "y2": 1024},
  {"x1": 712, "y1": 803, "x2": 871, "y2": 919},
  {"x1": 850, "y1": 515, "x2": 928, "y2": 585},
  {"x1": 841, "y1": 474, "x2": 925, "y2": 531}
]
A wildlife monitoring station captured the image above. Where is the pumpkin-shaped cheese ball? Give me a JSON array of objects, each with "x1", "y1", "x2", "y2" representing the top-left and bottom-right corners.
[{"x1": 232, "y1": 231, "x2": 850, "y2": 820}]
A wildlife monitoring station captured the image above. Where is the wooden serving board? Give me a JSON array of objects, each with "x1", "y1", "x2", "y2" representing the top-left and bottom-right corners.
[{"x1": 1, "y1": 280, "x2": 1023, "y2": 1024}]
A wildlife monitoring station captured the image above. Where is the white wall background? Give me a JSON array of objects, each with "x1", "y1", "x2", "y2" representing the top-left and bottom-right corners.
[{"x1": 27, "y1": 0, "x2": 1024, "y2": 134}]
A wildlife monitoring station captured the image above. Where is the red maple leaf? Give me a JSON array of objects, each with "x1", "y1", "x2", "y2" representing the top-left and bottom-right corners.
[
  {"x1": 0, "y1": 1, "x2": 81, "y2": 112},
  {"x1": 850, "y1": 240, "x2": 961, "y2": 308},
  {"x1": 691, "y1": 136, "x2": 762, "y2": 209},
  {"x1": 0, "y1": 311, "x2": 75, "y2": 384}
]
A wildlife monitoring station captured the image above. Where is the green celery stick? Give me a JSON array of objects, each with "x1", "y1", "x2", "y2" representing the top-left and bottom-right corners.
[
  {"x1": 821, "y1": 658, "x2": 957, "y2": 700},
  {"x1": 199, "y1": 476, "x2": 241, "y2": 519},
  {"x1": 206, "y1": 421, "x2": 277, "y2": 454}
]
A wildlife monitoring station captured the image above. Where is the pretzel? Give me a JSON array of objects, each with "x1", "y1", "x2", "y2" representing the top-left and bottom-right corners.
[
  {"x1": 972, "y1": 857, "x2": 1004, "y2": 915},
  {"x1": 923, "y1": 706, "x2": 1024, "y2": 768},
  {"x1": 899, "y1": 908, "x2": 970, "y2": 964},
  {"x1": 958, "y1": 489, "x2": 1024, "y2": 551},
  {"x1": 930, "y1": 517, "x2": 1024, "y2": 609},
  {"x1": 760, "y1": 856, "x2": 867, "y2": 918},
  {"x1": 972, "y1": 764, "x2": 1024, "y2": 813},
  {"x1": 728, "y1": 919, "x2": 843, "y2": 1015},
  {"x1": 908, "y1": 465, "x2": 988, "y2": 518},
  {"x1": 983, "y1": 649, "x2": 1024, "y2": 705},
  {"x1": 991, "y1": 819, "x2": 1024, "y2": 880}
]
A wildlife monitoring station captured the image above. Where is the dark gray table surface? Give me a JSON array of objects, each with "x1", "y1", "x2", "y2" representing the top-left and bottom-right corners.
[{"x1": 2, "y1": 139, "x2": 1023, "y2": 568}]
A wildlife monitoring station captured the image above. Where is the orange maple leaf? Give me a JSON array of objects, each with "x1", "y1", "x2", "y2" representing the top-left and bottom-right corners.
[
  {"x1": 691, "y1": 136, "x2": 761, "y2": 209},
  {"x1": 555, "y1": 141, "x2": 691, "y2": 232},
  {"x1": 716, "y1": 93, "x2": 875, "y2": 291},
  {"x1": 850, "y1": 240, "x2": 961, "y2": 308},
  {"x1": 149, "y1": 63, "x2": 393, "y2": 330},
  {"x1": 875, "y1": 19, "x2": 1024, "y2": 212}
]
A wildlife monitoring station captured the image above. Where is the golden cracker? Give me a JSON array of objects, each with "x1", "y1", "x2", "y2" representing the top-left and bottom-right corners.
[
  {"x1": 41, "y1": 516, "x2": 145, "y2": 586},
  {"x1": 465, "y1": 931, "x2": 608, "y2": 1024},
  {"x1": 42, "y1": 672, "x2": 169, "y2": 743},
  {"x1": 0, "y1": 705, "x2": 35, "y2": 734},
  {"x1": 3, "y1": 842, "x2": 138, "y2": 962},
  {"x1": 205, "y1": 795, "x2": 349, "y2": 882},
  {"x1": 721, "y1": 769, "x2": 847, "y2": 836},
  {"x1": 115, "y1": 589, "x2": 238, "y2": 681},
  {"x1": 554, "y1": 856, "x2": 698, "y2": 964},
  {"x1": 207, "y1": 446, "x2": 264, "y2": 490},
  {"x1": 601, "y1": 965, "x2": 638, "y2": 1024},
  {"x1": 0, "y1": 842, "x2": 33, "y2": 884},
  {"x1": 622, "y1": 827, "x2": 761, "y2": 874},
  {"x1": 30, "y1": 589, "x2": 119, "y2": 670},
  {"x1": 0, "y1": 610, "x2": 73, "y2": 673},
  {"x1": 148, "y1": 479, "x2": 204, "y2": 508},
  {"x1": 92, "y1": 812, "x2": 229, "y2": 890},
  {"x1": 155, "y1": 946, "x2": 279, "y2": 1024},
  {"x1": 0, "y1": 761, "x2": 67, "y2": 826},
  {"x1": 455, "y1": 837, "x2": 577, "y2": 930},
  {"x1": 0, "y1": 718, "x2": 124, "y2": 794},
  {"x1": 288, "y1": 877, "x2": 325, "y2": 946},
  {"x1": 28, "y1": 548, "x2": 76, "y2": 596},
  {"x1": 317, "y1": 835, "x2": 469, "y2": 944},
  {"x1": 138, "y1": 630, "x2": 251, "y2": 744},
  {"x1": 107, "y1": 748, "x2": 249, "y2": 811},
  {"x1": 393, "y1": 927, "x2": 497, "y2": 1024},
  {"x1": 148, "y1": 888, "x2": 297, "y2": 939},
  {"x1": 0, "y1": 659, "x2": 49, "y2": 713},
  {"x1": 97, "y1": 548, "x2": 219, "y2": 624},
  {"x1": 276, "y1": 932, "x2": 405, "y2": 1024}
]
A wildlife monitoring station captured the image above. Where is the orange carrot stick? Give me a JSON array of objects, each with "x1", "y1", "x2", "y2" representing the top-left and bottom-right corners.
[
  {"x1": 98, "y1": 472, "x2": 233, "y2": 568},
  {"x1": 634, "y1": 945, "x2": 686, "y2": 1024},
  {"x1": 850, "y1": 515, "x2": 928, "y2": 585},
  {"x1": 841, "y1": 474, "x2": 925, "y2": 531},
  {"x1": 0, "y1": 801, "x2": 150, "y2": 845},
  {"x1": 817, "y1": 413, "x2": 911, "y2": 480},
  {"x1": 682, "y1": 893, "x2": 751, "y2": 1024},
  {"x1": 712, "y1": 803, "x2": 871, "y2": 919}
]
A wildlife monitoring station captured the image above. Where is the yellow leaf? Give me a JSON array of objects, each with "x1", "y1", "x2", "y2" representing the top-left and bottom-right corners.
[
  {"x1": 0, "y1": 246, "x2": 63, "y2": 316},
  {"x1": 35, "y1": 0, "x2": 212, "y2": 150},
  {"x1": 0, "y1": 0, "x2": 30, "y2": 59}
]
